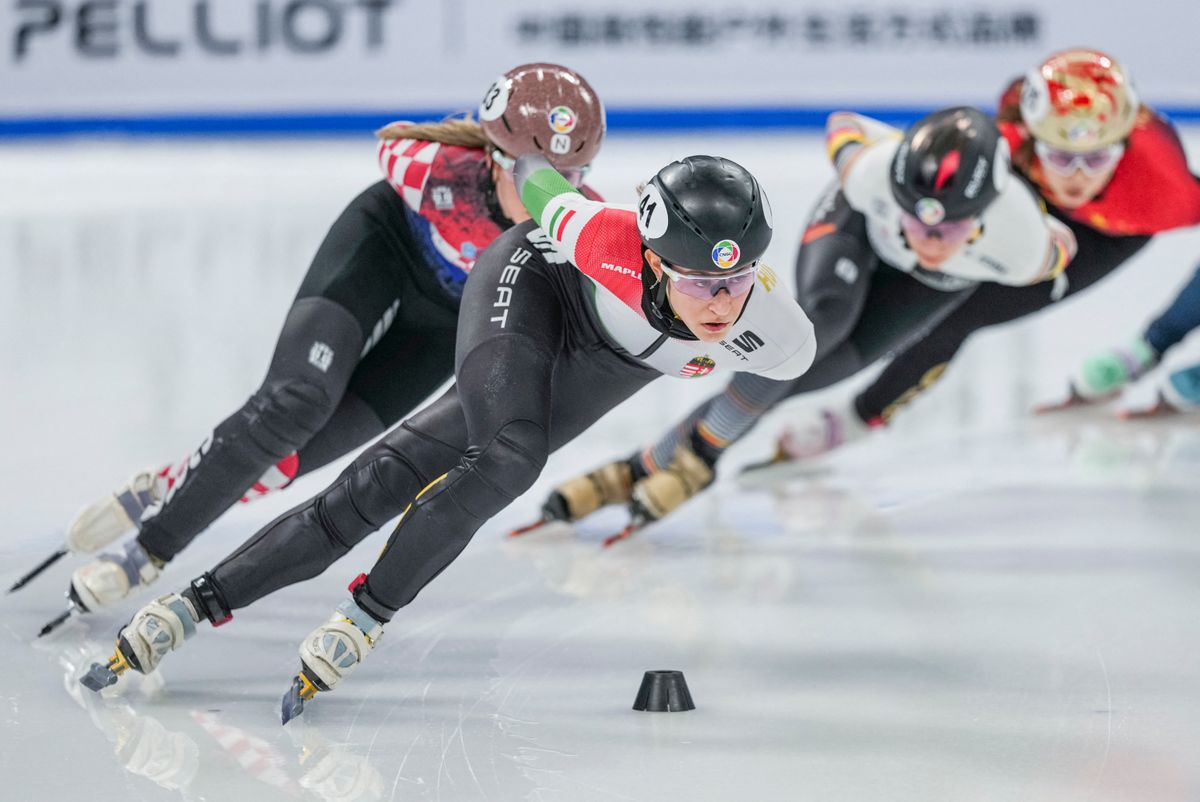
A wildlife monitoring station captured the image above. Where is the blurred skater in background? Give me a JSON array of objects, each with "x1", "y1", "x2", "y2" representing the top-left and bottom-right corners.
[
  {"x1": 749, "y1": 48, "x2": 1200, "y2": 472},
  {"x1": 528, "y1": 104, "x2": 1076, "y2": 538}
]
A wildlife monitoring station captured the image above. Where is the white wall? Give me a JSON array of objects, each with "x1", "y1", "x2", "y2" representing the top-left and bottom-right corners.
[{"x1": 1, "y1": 0, "x2": 1197, "y2": 124}]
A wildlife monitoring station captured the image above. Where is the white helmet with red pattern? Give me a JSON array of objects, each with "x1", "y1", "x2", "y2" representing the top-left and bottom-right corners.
[{"x1": 1020, "y1": 48, "x2": 1139, "y2": 151}]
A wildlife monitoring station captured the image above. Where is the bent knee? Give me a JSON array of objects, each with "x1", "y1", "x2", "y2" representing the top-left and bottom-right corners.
[
  {"x1": 481, "y1": 419, "x2": 549, "y2": 495},
  {"x1": 444, "y1": 419, "x2": 549, "y2": 520},
  {"x1": 247, "y1": 377, "x2": 341, "y2": 455}
]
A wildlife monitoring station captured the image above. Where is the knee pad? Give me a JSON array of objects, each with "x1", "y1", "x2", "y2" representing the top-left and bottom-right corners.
[
  {"x1": 319, "y1": 417, "x2": 467, "y2": 533},
  {"x1": 443, "y1": 419, "x2": 549, "y2": 521},
  {"x1": 246, "y1": 377, "x2": 340, "y2": 458}
]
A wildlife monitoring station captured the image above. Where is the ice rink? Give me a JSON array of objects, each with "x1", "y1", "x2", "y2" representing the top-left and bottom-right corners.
[{"x1": 2, "y1": 131, "x2": 1199, "y2": 801}]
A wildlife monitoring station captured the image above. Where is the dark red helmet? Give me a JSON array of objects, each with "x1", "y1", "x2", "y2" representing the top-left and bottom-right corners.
[{"x1": 478, "y1": 63, "x2": 605, "y2": 171}]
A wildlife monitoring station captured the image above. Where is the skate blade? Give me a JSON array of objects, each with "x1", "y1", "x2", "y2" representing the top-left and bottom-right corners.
[
  {"x1": 9, "y1": 547, "x2": 69, "y2": 594},
  {"x1": 37, "y1": 607, "x2": 75, "y2": 638},
  {"x1": 1118, "y1": 401, "x2": 1177, "y2": 420},
  {"x1": 80, "y1": 663, "x2": 120, "y2": 692},
  {"x1": 80, "y1": 647, "x2": 130, "y2": 693},
  {"x1": 507, "y1": 517, "x2": 551, "y2": 538},
  {"x1": 735, "y1": 455, "x2": 829, "y2": 488},
  {"x1": 602, "y1": 522, "x2": 644, "y2": 548},
  {"x1": 1032, "y1": 387, "x2": 1115, "y2": 415},
  {"x1": 281, "y1": 672, "x2": 319, "y2": 725}
]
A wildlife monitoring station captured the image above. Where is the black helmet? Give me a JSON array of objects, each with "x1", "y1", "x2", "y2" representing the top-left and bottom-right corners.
[
  {"x1": 890, "y1": 106, "x2": 1010, "y2": 224},
  {"x1": 637, "y1": 155, "x2": 772, "y2": 273}
]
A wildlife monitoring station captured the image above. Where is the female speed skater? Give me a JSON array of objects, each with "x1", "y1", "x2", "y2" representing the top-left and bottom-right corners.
[
  {"x1": 1043, "y1": 263, "x2": 1200, "y2": 417},
  {"x1": 741, "y1": 48, "x2": 1200, "y2": 471},
  {"x1": 520, "y1": 104, "x2": 1078, "y2": 540},
  {"x1": 22, "y1": 64, "x2": 608, "y2": 628},
  {"x1": 82, "y1": 150, "x2": 818, "y2": 723}
]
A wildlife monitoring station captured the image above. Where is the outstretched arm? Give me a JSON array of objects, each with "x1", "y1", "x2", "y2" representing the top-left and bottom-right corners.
[
  {"x1": 515, "y1": 153, "x2": 580, "y2": 223},
  {"x1": 825, "y1": 111, "x2": 899, "y2": 184}
]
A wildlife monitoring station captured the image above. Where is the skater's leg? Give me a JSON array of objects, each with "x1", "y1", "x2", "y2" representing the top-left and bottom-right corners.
[
  {"x1": 135, "y1": 182, "x2": 425, "y2": 563},
  {"x1": 853, "y1": 222, "x2": 1151, "y2": 423},
  {"x1": 1145, "y1": 264, "x2": 1200, "y2": 355},
  {"x1": 209, "y1": 388, "x2": 469, "y2": 610},
  {"x1": 287, "y1": 290, "x2": 460, "y2": 480}
]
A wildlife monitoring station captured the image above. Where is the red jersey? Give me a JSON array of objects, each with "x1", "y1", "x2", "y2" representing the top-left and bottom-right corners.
[
  {"x1": 377, "y1": 125, "x2": 600, "y2": 297},
  {"x1": 997, "y1": 79, "x2": 1200, "y2": 236}
]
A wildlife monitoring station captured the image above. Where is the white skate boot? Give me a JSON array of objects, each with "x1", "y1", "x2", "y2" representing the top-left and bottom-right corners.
[
  {"x1": 81, "y1": 593, "x2": 201, "y2": 692},
  {"x1": 740, "y1": 402, "x2": 871, "y2": 484},
  {"x1": 12, "y1": 468, "x2": 167, "y2": 596},
  {"x1": 1036, "y1": 338, "x2": 1160, "y2": 412},
  {"x1": 282, "y1": 598, "x2": 384, "y2": 724},
  {"x1": 66, "y1": 469, "x2": 166, "y2": 555},
  {"x1": 69, "y1": 539, "x2": 162, "y2": 612}
]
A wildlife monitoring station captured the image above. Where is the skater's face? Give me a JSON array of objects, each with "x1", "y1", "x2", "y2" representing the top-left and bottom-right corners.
[
  {"x1": 899, "y1": 214, "x2": 980, "y2": 269},
  {"x1": 490, "y1": 151, "x2": 532, "y2": 225},
  {"x1": 1034, "y1": 141, "x2": 1123, "y2": 209},
  {"x1": 645, "y1": 250, "x2": 753, "y2": 342}
]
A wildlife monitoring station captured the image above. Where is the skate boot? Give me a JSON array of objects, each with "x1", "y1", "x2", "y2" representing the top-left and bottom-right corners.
[
  {"x1": 1163, "y1": 364, "x2": 1200, "y2": 412},
  {"x1": 509, "y1": 458, "x2": 636, "y2": 536},
  {"x1": 602, "y1": 443, "x2": 715, "y2": 547},
  {"x1": 69, "y1": 539, "x2": 163, "y2": 613},
  {"x1": 1039, "y1": 337, "x2": 1160, "y2": 413},
  {"x1": 12, "y1": 468, "x2": 167, "y2": 596},
  {"x1": 1122, "y1": 363, "x2": 1200, "y2": 418},
  {"x1": 66, "y1": 469, "x2": 165, "y2": 555},
  {"x1": 740, "y1": 403, "x2": 871, "y2": 484},
  {"x1": 80, "y1": 574, "x2": 232, "y2": 692},
  {"x1": 1075, "y1": 337, "x2": 1159, "y2": 400},
  {"x1": 281, "y1": 595, "x2": 385, "y2": 724}
]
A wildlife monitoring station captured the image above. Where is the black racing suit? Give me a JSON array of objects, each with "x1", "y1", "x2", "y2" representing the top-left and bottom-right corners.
[
  {"x1": 135, "y1": 180, "x2": 468, "y2": 562},
  {"x1": 204, "y1": 221, "x2": 660, "y2": 614},
  {"x1": 853, "y1": 209, "x2": 1151, "y2": 423}
]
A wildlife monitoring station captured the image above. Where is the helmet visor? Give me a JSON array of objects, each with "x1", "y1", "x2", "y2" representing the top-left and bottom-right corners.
[
  {"x1": 660, "y1": 262, "x2": 758, "y2": 300},
  {"x1": 1034, "y1": 141, "x2": 1125, "y2": 177},
  {"x1": 899, "y1": 213, "x2": 979, "y2": 246}
]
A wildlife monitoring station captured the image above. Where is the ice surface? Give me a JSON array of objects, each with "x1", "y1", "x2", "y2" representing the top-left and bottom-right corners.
[{"x1": 1, "y1": 133, "x2": 1199, "y2": 801}]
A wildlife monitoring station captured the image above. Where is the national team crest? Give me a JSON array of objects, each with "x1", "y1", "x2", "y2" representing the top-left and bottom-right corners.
[
  {"x1": 711, "y1": 239, "x2": 741, "y2": 270},
  {"x1": 680, "y1": 355, "x2": 716, "y2": 378},
  {"x1": 548, "y1": 106, "x2": 577, "y2": 134},
  {"x1": 915, "y1": 197, "x2": 946, "y2": 225}
]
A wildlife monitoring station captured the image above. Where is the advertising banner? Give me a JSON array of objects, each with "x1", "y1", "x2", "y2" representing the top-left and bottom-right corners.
[{"x1": 1, "y1": 0, "x2": 1195, "y2": 134}]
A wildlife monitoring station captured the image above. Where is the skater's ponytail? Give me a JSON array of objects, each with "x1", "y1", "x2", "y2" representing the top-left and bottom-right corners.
[{"x1": 376, "y1": 116, "x2": 491, "y2": 150}]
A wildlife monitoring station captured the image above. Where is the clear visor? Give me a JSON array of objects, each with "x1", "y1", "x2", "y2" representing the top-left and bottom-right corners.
[
  {"x1": 899, "y1": 213, "x2": 979, "y2": 246},
  {"x1": 660, "y1": 261, "x2": 759, "y2": 300},
  {"x1": 1034, "y1": 141, "x2": 1125, "y2": 177}
]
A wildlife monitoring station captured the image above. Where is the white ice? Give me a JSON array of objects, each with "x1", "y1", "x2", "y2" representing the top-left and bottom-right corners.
[{"x1": 1, "y1": 132, "x2": 1199, "y2": 801}]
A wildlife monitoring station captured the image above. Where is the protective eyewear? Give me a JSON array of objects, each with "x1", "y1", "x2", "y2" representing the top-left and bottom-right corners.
[
  {"x1": 660, "y1": 261, "x2": 758, "y2": 300},
  {"x1": 1034, "y1": 141, "x2": 1125, "y2": 177},
  {"x1": 899, "y1": 213, "x2": 979, "y2": 246},
  {"x1": 492, "y1": 149, "x2": 588, "y2": 188}
]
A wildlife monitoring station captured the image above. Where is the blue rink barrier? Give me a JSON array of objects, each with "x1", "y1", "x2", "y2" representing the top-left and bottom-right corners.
[{"x1": 4, "y1": 105, "x2": 1199, "y2": 139}]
